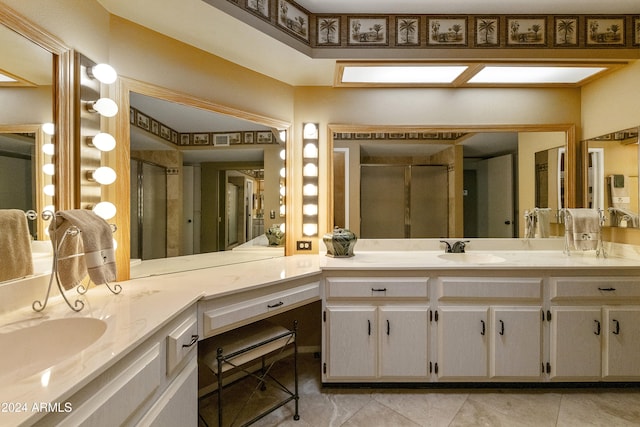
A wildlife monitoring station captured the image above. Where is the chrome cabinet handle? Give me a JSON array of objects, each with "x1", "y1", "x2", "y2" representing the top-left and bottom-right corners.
[{"x1": 182, "y1": 335, "x2": 199, "y2": 348}]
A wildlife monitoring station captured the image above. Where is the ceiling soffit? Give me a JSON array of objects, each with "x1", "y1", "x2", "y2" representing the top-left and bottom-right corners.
[{"x1": 203, "y1": 0, "x2": 640, "y2": 62}]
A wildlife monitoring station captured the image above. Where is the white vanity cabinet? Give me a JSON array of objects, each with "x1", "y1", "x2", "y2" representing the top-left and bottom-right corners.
[
  {"x1": 33, "y1": 304, "x2": 199, "y2": 427},
  {"x1": 549, "y1": 277, "x2": 640, "y2": 380},
  {"x1": 435, "y1": 277, "x2": 544, "y2": 381},
  {"x1": 322, "y1": 277, "x2": 430, "y2": 382}
]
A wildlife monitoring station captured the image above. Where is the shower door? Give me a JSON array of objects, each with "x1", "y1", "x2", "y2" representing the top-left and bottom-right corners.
[{"x1": 360, "y1": 165, "x2": 448, "y2": 238}]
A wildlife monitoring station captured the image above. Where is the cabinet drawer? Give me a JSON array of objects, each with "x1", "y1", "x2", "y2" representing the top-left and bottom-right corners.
[
  {"x1": 203, "y1": 282, "x2": 319, "y2": 336},
  {"x1": 551, "y1": 277, "x2": 640, "y2": 300},
  {"x1": 439, "y1": 277, "x2": 542, "y2": 300},
  {"x1": 326, "y1": 277, "x2": 428, "y2": 299},
  {"x1": 166, "y1": 315, "x2": 198, "y2": 376}
]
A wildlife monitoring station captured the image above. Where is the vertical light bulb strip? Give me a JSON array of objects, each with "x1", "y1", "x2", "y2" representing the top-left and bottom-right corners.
[{"x1": 302, "y1": 123, "x2": 319, "y2": 238}]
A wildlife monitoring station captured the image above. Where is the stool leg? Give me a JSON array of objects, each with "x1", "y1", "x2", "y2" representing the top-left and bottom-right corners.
[
  {"x1": 217, "y1": 348, "x2": 223, "y2": 427},
  {"x1": 260, "y1": 355, "x2": 267, "y2": 391},
  {"x1": 293, "y1": 320, "x2": 300, "y2": 421}
]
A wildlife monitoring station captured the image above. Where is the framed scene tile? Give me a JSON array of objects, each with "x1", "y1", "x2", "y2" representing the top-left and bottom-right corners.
[
  {"x1": 348, "y1": 17, "x2": 388, "y2": 46},
  {"x1": 277, "y1": 0, "x2": 309, "y2": 42},
  {"x1": 475, "y1": 17, "x2": 499, "y2": 47},
  {"x1": 507, "y1": 17, "x2": 547, "y2": 46},
  {"x1": 554, "y1": 17, "x2": 578, "y2": 47},
  {"x1": 586, "y1": 17, "x2": 625, "y2": 46},
  {"x1": 395, "y1": 17, "x2": 420, "y2": 46},
  {"x1": 317, "y1": 16, "x2": 340, "y2": 46},
  {"x1": 427, "y1": 17, "x2": 467, "y2": 46}
]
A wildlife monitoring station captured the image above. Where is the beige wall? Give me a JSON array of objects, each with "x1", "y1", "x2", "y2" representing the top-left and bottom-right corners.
[{"x1": 582, "y1": 61, "x2": 640, "y2": 139}]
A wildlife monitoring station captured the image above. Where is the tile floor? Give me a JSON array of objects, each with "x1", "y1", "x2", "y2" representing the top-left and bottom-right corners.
[{"x1": 198, "y1": 353, "x2": 640, "y2": 427}]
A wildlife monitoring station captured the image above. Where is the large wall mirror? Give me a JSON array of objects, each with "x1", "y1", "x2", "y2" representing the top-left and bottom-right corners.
[
  {"x1": 329, "y1": 124, "x2": 574, "y2": 240},
  {"x1": 583, "y1": 126, "x2": 639, "y2": 229},
  {"x1": 116, "y1": 79, "x2": 289, "y2": 279},
  {"x1": 0, "y1": 4, "x2": 71, "y2": 282}
]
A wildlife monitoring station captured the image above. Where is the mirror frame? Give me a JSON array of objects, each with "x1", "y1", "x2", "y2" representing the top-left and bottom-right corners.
[
  {"x1": 325, "y1": 123, "x2": 577, "y2": 237},
  {"x1": 114, "y1": 77, "x2": 292, "y2": 281},
  {"x1": 0, "y1": 3, "x2": 73, "y2": 211}
]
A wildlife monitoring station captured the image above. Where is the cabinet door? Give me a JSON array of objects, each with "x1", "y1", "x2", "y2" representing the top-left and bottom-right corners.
[
  {"x1": 379, "y1": 306, "x2": 429, "y2": 378},
  {"x1": 326, "y1": 306, "x2": 377, "y2": 379},
  {"x1": 437, "y1": 307, "x2": 489, "y2": 379},
  {"x1": 491, "y1": 307, "x2": 542, "y2": 379},
  {"x1": 603, "y1": 307, "x2": 640, "y2": 378},
  {"x1": 550, "y1": 307, "x2": 602, "y2": 379}
]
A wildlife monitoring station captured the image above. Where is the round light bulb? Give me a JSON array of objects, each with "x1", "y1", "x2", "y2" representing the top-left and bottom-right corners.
[
  {"x1": 279, "y1": 167, "x2": 286, "y2": 178},
  {"x1": 279, "y1": 130, "x2": 287, "y2": 143},
  {"x1": 279, "y1": 223, "x2": 285, "y2": 233},
  {"x1": 279, "y1": 149, "x2": 286, "y2": 160},
  {"x1": 303, "y1": 204, "x2": 318, "y2": 216},
  {"x1": 89, "y1": 63, "x2": 118, "y2": 84},
  {"x1": 280, "y1": 186, "x2": 286, "y2": 197},
  {"x1": 112, "y1": 238, "x2": 118, "y2": 250},
  {"x1": 42, "y1": 143, "x2": 55, "y2": 156},
  {"x1": 279, "y1": 205, "x2": 286, "y2": 216},
  {"x1": 303, "y1": 223, "x2": 318, "y2": 236},
  {"x1": 303, "y1": 163, "x2": 318, "y2": 177},
  {"x1": 303, "y1": 143, "x2": 318, "y2": 159},
  {"x1": 93, "y1": 201, "x2": 116, "y2": 220},
  {"x1": 43, "y1": 184, "x2": 55, "y2": 196},
  {"x1": 303, "y1": 123, "x2": 318, "y2": 139},
  {"x1": 42, "y1": 122, "x2": 55, "y2": 135},
  {"x1": 91, "y1": 133, "x2": 116, "y2": 152},
  {"x1": 42, "y1": 163, "x2": 55, "y2": 176},
  {"x1": 89, "y1": 98, "x2": 118, "y2": 117},
  {"x1": 92, "y1": 166, "x2": 117, "y2": 185},
  {"x1": 303, "y1": 184, "x2": 318, "y2": 196}
]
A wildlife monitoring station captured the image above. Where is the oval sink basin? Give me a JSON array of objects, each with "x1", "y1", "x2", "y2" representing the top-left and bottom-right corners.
[
  {"x1": 438, "y1": 253, "x2": 506, "y2": 264},
  {"x1": 0, "y1": 317, "x2": 107, "y2": 381}
]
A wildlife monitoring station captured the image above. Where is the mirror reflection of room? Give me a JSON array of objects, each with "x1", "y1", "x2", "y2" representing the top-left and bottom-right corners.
[
  {"x1": 128, "y1": 92, "x2": 285, "y2": 261},
  {"x1": 585, "y1": 127, "x2": 639, "y2": 228}
]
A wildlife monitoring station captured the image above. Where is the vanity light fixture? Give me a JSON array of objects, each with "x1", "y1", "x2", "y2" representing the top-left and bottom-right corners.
[
  {"x1": 280, "y1": 167, "x2": 286, "y2": 178},
  {"x1": 303, "y1": 122, "x2": 319, "y2": 139},
  {"x1": 88, "y1": 132, "x2": 116, "y2": 152},
  {"x1": 303, "y1": 163, "x2": 318, "y2": 177},
  {"x1": 42, "y1": 122, "x2": 55, "y2": 136},
  {"x1": 302, "y1": 122, "x2": 320, "y2": 239},
  {"x1": 93, "y1": 201, "x2": 117, "y2": 220},
  {"x1": 43, "y1": 184, "x2": 55, "y2": 197},
  {"x1": 279, "y1": 130, "x2": 287, "y2": 143},
  {"x1": 303, "y1": 204, "x2": 318, "y2": 216},
  {"x1": 303, "y1": 142, "x2": 318, "y2": 159},
  {"x1": 280, "y1": 149, "x2": 286, "y2": 160},
  {"x1": 87, "y1": 63, "x2": 118, "y2": 85},
  {"x1": 42, "y1": 163, "x2": 55, "y2": 176},
  {"x1": 87, "y1": 97, "x2": 119, "y2": 117},
  {"x1": 42, "y1": 143, "x2": 55, "y2": 156},
  {"x1": 303, "y1": 223, "x2": 318, "y2": 236},
  {"x1": 303, "y1": 183, "x2": 318, "y2": 196},
  {"x1": 86, "y1": 166, "x2": 117, "y2": 185}
]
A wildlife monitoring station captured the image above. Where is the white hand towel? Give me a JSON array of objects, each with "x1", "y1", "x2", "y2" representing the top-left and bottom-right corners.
[
  {"x1": 0, "y1": 209, "x2": 34, "y2": 282},
  {"x1": 565, "y1": 208, "x2": 600, "y2": 251}
]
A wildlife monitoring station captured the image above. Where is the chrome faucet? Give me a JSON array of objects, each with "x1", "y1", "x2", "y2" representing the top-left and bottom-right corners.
[{"x1": 440, "y1": 240, "x2": 469, "y2": 253}]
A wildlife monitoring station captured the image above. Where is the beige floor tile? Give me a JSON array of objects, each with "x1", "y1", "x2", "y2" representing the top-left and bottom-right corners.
[
  {"x1": 341, "y1": 400, "x2": 421, "y2": 427},
  {"x1": 556, "y1": 390, "x2": 640, "y2": 427},
  {"x1": 371, "y1": 390, "x2": 468, "y2": 427}
]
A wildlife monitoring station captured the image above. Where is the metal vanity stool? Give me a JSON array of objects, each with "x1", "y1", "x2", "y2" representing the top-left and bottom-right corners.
[{"x1": 198, "y1": 320, "x2": 299, "y2": 426}]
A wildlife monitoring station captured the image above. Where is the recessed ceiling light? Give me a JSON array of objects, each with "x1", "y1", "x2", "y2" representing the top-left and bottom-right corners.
[
  {"x1": 341, "y1": 65, "x2": 468, "y2": 84},
  {"x1": 0, "y1": 72, "x2": 17, "y2": 83},
  {"x1": 468, "y1": 66, "x2": 607, "y2": 84}
]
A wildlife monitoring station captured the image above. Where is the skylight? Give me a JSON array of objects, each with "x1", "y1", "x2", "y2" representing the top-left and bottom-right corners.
[
  {"x1": 467, "y1": 66, "x2": 608, "y2": 84},
  {"x1": 0, "y1": 72, "x2": 17, "y2": 83},
  {"x1": 341, "y1": 65, "x2": 468, "y2": 84}
]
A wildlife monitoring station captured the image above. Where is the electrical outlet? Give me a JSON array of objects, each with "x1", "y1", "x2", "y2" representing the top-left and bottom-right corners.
[{"x1": 297, "y1": 240, "x2": 312, "y2": 250}]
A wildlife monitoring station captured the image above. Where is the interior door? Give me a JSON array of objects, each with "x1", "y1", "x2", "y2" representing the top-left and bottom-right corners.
[{"x1": 487, "y1": 154, "x2": 514, "y2": 237}]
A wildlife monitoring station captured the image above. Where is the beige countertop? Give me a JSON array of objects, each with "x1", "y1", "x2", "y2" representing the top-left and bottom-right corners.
[
  {"x1": 0, "y1": 255, "x2": 320, "y2": 426},
  {"x1": 3, "y1": 240, "x2": 640, "y2": 425}
]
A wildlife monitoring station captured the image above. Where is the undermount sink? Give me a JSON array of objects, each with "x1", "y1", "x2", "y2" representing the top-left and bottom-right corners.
[
  {"x1": 438, "y1": 253, "x2": 506, "y2": 264},
  {"x1": 0, "y1": 317, "x2": 107, "y2": 381}
]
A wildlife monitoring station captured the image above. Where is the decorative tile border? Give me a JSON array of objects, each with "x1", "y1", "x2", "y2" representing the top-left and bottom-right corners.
[
  {"x1": 333, "y1": 132, "x2": 467, "y2": 141},
  {"x1": 130, "y1": 107, "x2": 278, "y2": 147},
  {"x1": 215, "y1": 0, "x2": 638, "y2": 51}
]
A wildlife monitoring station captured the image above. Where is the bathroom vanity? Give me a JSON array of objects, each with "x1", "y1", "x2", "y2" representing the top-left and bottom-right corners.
[
  {"x1": 2, "y1": 240, "x2": 640, "y2": 426},
  {"x1": 320, "y1": 246, "x2": 640, "y2": 385}
]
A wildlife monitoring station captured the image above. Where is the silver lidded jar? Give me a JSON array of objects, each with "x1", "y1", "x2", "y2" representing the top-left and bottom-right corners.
[{"x1": 323, "y1": 227, "x2": 357, "y2": 257}]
